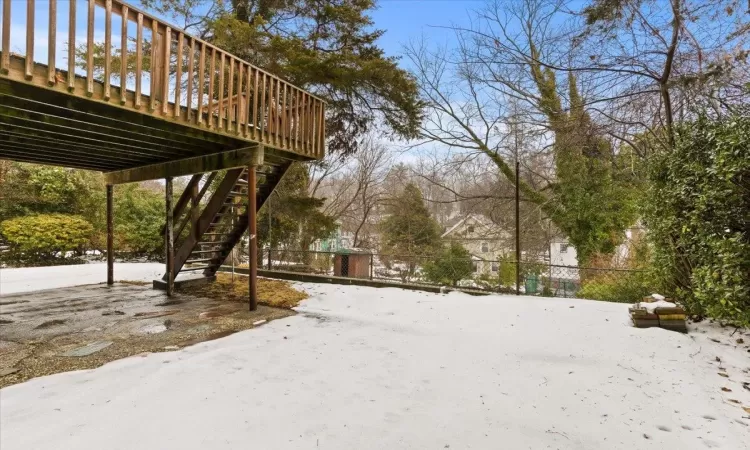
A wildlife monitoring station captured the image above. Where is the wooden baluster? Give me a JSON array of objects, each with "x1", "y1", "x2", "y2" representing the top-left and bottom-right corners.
[
  {"x1": 25, "y1": 0, "x2": 34, "y2": 80},
  {"x1": 227, "y1": 57, "x2": 234, "y2": 132},
  {"x1": 120, "y1": 4, "x2": 128, "y2": 104},
  {"x1": 134, "y1": 12, "x2": 143, "y2": 108},
  {"x1": 207, "y1": 48, "x2": 215, "y2": 128},
  {"x1": 319, "y1": 102, "x2": 326, "y2": 157},
  {"x1": 305, "y1": 93, "x2": 311, "y2": 155},
  {"x1": 236, "y1": 62, "x2": 243, "y2": 135},
  {"x1": 298, "y1": 90, "x2": 304, "y2": 152},
  {"x1": 1, "y1": 0, "x2": 10, "y2": 74},
  {"x1": 299, "y1": 93, "x2": 305, "y2": 154},
  {"x1": 186, "y1": 38, "x2": 195, "y2": 122},
  {"x1": 294, "y1": 89, "x2": 302, "y2": 152},
  {"x1": 66, "y1": 0, "x2": 75, "y2": 89},
  {"x1": 174, "y1": 33, "x2": 183, "y2": 118},
  {"x1": 271, "y1": 77, "x2": 278, "y2": 144},
  {"x1": 197, "y1": 43, "x2": 206, "y2": 125},
  {"x1": 252, "y1": 68, "x2": 259, "y2": 140},
  {"x1": 259, "y1": 73, "x2": 266, "y2": 143},
  {"x1": 311, "y1": 101, "x2": 317, "y2": 157},
  {"x1": 275, "y1": 77, "x2": 281, "y2": 147},
  {"x1": 307, "y1": 95, "x2": 314, "y2": 155},
  {"x1": 86, "y1": 0, "x2": 95, "y2": 94},
  {"x1": 149, "y1": 19, "x2": 158, "y2": 111},
  {"x1": 161, "y1": 27, "x2": 170, "y2": 114},
  {"x1": 47, "y1": 0, "x2": 57, "y2": 85},
  {"x1": 281, "y1": 83, "x2": 287, "y2": 149},
  {"x1": 250, "y1": 64, "x2": 258, "y2": 137},
  {"x1": 217, "y1": 52, "x2": 224, "y2": 130},
  {"x1": 103, "y1": 0, "x2": 112, "y2": 100}
]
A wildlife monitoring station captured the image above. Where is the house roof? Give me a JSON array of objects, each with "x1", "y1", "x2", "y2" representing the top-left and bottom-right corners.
[{"x1": 441, "y1": 214, "x2": 503, "y2": 239}]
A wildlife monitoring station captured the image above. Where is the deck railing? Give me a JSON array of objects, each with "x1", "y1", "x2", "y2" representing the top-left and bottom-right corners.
[{"x1": 0, "y1": 0, "x2": 325, "y2": 159}]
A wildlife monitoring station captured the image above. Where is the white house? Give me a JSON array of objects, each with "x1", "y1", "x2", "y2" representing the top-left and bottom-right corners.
[
  {"x1": 441, "y1": 214, "x2": 514, "y2": 275},
  {"x1": 549, "y1": 238, "x2": 578, "y2": 267}
]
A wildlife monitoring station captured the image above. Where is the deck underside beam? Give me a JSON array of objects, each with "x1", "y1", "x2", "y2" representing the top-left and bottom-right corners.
[{"x1": 104, "y1": 147, "x2": 265, "y2": 185}]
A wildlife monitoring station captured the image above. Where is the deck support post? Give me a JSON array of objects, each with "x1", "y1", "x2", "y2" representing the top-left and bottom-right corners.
[
  {"x1": 248, "y1": 165, "x2": 258, "y2": 311},
  {"x1": 165, "y1": 176, "x2": 175, "y2": 296},
  {"x1": 106, "y1": 184, "x2": 114, "y2": 286},
  {"x1": 191, "y1": 180, "x2": 200, "y2": 241}
]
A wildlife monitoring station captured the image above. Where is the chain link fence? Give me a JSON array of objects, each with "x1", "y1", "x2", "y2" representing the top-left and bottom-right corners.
[{"x1": 252, "y1": 249, "x2": 648, "y2": 302}]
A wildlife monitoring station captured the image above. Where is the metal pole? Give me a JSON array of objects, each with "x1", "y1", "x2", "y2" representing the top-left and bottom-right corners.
[
  {"x1": 515, "y1": 160, "x2": 521, "y2": 295},
  {"x1": 191, "y1": 180, "x2": 199, "y2": 241},
  {"x1": 106, "y1": 184, "x2": 114, "y2": 286},
  {"x1": 248, "y1": 165, "x2": 258, "y2": 311},
  {"x1": 267, "y1": 192, "x2": 272, "y2": 270},
  {"x1": 165, "y1": 177, "x2": 174, "y2": 296},
  {"x1": 231, "y1": 204, "x2": 235, "y2": 283}
]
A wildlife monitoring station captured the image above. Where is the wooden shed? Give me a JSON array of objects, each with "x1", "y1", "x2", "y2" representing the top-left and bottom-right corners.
[{"x1": 333, "y1": 249, "x2": 372, "y2": 279}]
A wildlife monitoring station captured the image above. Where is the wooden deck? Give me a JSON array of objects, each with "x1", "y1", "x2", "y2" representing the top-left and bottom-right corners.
[{"x1": 0, "y1": 0, "x2": 325, "y2": 177}]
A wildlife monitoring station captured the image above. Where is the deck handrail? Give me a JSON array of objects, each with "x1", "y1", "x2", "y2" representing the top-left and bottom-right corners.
[{"x1": 0, "y1": 0, "x2": 325, "y2": 159}]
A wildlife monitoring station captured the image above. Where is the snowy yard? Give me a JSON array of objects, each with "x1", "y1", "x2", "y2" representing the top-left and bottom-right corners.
[
  {"x1": 1, "y1": 265, "x2": 749, "y2": 449},
  {"x1": 0, "y1": 263, "x2": 165, "y2": 296}
]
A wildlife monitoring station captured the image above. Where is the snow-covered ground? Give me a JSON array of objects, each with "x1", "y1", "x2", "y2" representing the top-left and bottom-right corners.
[
  {"x1": 0, "y1": 263, "x2": 164, "y2": 295},
  {"x1": 1, "y1": 265, "x2": 749, "y2": 449}
]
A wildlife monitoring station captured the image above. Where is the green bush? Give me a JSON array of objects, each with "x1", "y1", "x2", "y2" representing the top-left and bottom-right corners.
[
  {"x1": 113, "y1": 184, "x2": 165, "y2": 258},
  {"x1": 422, "y1": 242, "x2": 474, "y2": 287},
  {"x1": 577, "y1": 270, "x2": 650, "y2": 303},
  {"x1": 0, "y1": 214, "x2": 93, "y2": 265},
  {"x1": 645, "y1": 115, "x2": 750, "y2": 325}
]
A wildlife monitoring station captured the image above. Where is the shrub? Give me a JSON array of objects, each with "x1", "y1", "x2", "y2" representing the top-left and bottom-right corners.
[
  {"x1": 422, "y1": 242, "x2": 474, "y2": 287},
  {"x1": 644, "y1": 115, "x2": 750, "y2": 325},
  {"x1": 577, "y1": 270, "x2": 650, "y2": 303},
  {"x1": 113, "y1": 184, "x2": 165, "y2": 258},
  {"x1": 0, "y1": 214, "x2": 93, "y2": 265}
]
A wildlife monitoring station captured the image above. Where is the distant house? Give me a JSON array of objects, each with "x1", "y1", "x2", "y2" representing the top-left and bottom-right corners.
[
  {"x1": 550, "y1": 238, "x2": 578, "y2": 267},
  {"x1": 309, "y1": 222, "x2": 354, "y2": 252},
  {"x1": 549, "y1": 225, "x2": 645, "y2": 269},
  {"x1": 441, "y1": 214, "x2": 513, "y2": 275}
]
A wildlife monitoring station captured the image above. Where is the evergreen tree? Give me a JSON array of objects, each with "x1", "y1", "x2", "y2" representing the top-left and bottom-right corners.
[
  {"x1": 379, "y1": 183, "x2": 441, "y2": 278},
  {"x1": 422, "y1": 242, "x2": 473, "y2": 287},
  {"x1": 142, "y1": 0, "x2": 424, "y2": 155}
]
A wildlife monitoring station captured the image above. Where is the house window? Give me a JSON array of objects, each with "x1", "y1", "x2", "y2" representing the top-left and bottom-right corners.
[
  {"x1": 560, "y1": 243, "x2": 569, "y2": 253},
  {"x1": 472, "y1": 261, "x2": 478, "y2": 272},
  {"x1": 468, "y1": 225, "x2": 475, "y2": 233},
  {"x1": 481, "y1": 242, "x2": 489, "y2": 253},
  {"x1": 491, "y1": 262, "x2": 499, "y2": 272}
]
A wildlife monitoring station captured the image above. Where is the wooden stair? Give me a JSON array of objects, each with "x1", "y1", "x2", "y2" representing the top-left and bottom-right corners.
[{"x1": 163, "y1": 163, "x2": 291, "y2": 282}]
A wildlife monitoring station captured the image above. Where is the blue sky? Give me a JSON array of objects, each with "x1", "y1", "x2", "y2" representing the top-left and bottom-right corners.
[
  {"x1": 0, "y1": 0, "x2": 480, "y2": 72},
  {"x1": 369, "y1": 0, "x2": 482, "y2": 60}
]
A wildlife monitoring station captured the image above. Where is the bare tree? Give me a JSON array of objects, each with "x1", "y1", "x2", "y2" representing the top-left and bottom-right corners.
[
  {"x1": 309, "y1": 135, "x2": 393, "y2": 248},
  {"x1": 347, "y1": 136, "x2": 392, "y2": 247}
]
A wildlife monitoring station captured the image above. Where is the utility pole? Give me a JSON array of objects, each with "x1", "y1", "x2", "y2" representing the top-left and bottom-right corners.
[
  {"x1": 513, "y1": 111, "x2": 522, "y2": 296},
  {"x1": 515, "y1": 160, "x2": 521, "y2": 295}
]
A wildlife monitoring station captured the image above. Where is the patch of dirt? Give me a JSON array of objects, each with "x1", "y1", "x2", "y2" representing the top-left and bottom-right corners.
[
  {"x1": 189, "y1": 272, "x2": 308, "y2": 309},
  {"x1": 0, "y1": 277, "x2": 306, "y2": 389}
]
